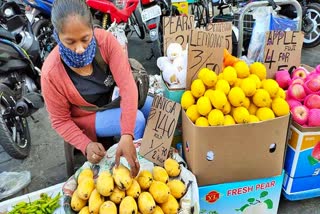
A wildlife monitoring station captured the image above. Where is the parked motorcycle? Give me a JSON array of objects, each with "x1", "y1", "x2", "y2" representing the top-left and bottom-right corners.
[
  {"x1": 22, "y1": 0, "x2": 55, "y2": 63},
  {"x1": 279, "y1": 0, "x2": 320, "y2": 48},
  {"x1": 0, "y1": 0, "x2": 44, "y2": 159},
  {"x1": 140, "y1": 0, "x2": 180, "y2": 60}
]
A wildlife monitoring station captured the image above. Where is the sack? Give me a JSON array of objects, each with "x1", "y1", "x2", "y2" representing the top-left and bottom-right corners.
[{"x1": 79, "y1": 48, "x2": 149, "y2": 111}]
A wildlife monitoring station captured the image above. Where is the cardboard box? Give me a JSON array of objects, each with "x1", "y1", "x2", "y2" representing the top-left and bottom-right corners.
[
  {"x1": 182, "y1": 111, "x2": 290, "y2": 186},
  {"x1": 199, "y1": 171, "x2": 284, "y2": 214},
  {"x1": 282, "y1": 122, "x2": 320, "y2": 200}
]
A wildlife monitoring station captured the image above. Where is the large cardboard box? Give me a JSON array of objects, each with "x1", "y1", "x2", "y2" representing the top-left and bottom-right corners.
[
  {"x1": 182, "y1": 111, "x2": 290, "y2": 186},
  {"x1": 282, "y1": 122, "x2": 320, "y2": 200},
  {"x1": 199, "y1": 171, "x2": 284, "y2": 214}
]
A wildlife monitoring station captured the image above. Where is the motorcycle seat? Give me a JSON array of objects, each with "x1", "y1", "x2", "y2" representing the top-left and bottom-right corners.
[{"x1": 0, "y1": 27, "x2": 16, "y2": 42}]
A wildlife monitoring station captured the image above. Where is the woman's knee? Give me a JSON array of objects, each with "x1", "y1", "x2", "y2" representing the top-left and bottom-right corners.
[{"x1": 134, "y1": 111, "x2": 146, "y2": 139}]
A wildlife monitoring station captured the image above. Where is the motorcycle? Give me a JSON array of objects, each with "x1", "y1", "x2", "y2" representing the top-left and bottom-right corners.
[
  {"x1": 0, "y1": 0, "x2": 44, "y2": 159},
  {"x1": 140, "y1": 0, "x2": 180, "y2": 60},
  {"x1": 22, "y1": 0, "x2": 55, "y2": 62},
  {"x1": 279, "y1": 0, "x2": 320, "y2": 48}
]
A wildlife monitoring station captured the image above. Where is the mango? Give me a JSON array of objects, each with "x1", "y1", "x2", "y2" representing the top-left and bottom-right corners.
[
  {"x1": 152, "y1": 166, "x2": 169, "y2": 183},
  {"x1": 160, "y1": 194, "x2": 179, "y2": 214},
  {"x1": 71, "y1": 190, "x2": 87, "y2": 211},
  {"x1": 138, "y1": 192, "x2": 156, "y2": 214},
  {"x1": 88, "y1": 189, "x2": 104, "y2": 214},
  {"x1": 78, "y1": 206, "x2": 90, "y2": 214},
  {"x1": 137, "y1": 170, "x2": 153, "y2": 190},
  {"x1": 149, "y1": 181, "x2": 170, "y2": 203},
  {"x1": 126, "y1": 179, "x2": 141, "y2": 199},
  {"x1": 119, "y1": 196, "x2": 138, "y2": 214},
  {"x1": 77, "y1": 177, "x2": 95, "y2": 200},
  {"x1": 110, "y1": 186, "x2": 126, "y2": 204},
  {"x1": 77, "y1": 168, "x2": 94, "y2": 184},
  {"x1": 96, "y1": 170, "x2": 114, "y2": 197},
  {"x1": 99, "y1": 201, "x2": 117, "y2": 214},
  {"x1": 113, "y1": 164, "x2": 133, "y2": 191}
]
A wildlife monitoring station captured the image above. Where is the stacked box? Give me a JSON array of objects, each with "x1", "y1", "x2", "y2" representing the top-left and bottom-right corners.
[
  {"x1": 199, "y1": 172, "x2": 284, "y2": 214},
  {"x1": 282, "y1": 122, "x2": 320, "y2": 200}
]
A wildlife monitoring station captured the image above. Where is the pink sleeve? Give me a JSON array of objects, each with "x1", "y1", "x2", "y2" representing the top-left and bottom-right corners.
[
  {"x1": 41, "y1": 73, "x2": 91, "y2": 154},
  {"x1": 103, "y1": 33, "x2": 138, "y2": 137}
]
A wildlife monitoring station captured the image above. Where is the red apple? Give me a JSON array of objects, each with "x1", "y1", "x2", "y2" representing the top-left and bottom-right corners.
[
  {"x1": 286, "y1": 98, "x2": 302, "y2": 110},
  {"x1": 304, "y1": 79, "x2": 320, "y2": 95},
  {"x1": 275, "y1": 70, "x2": 291, "y2": 89},
  {"x1": 291, "y1": 67, "x2": 309, "y2": 79},
  {"x1": 308, "y1": 109, "x2": 320, "y2": 127},
  {"x1": 304, "y1": 94, "x2": 320, "y2": 109},
  {"x1": 291, "y1": 105, "x2": 309, "y2": 125},
  {"x1": 289, "y1": 77, "x2": 305, "y2": 85},
  {"x1": 287, "y1": 83, "x2": 307, "y2": 101},
  {"x1": 316, "y1": 64, "x2": 320, "y2": 73}
]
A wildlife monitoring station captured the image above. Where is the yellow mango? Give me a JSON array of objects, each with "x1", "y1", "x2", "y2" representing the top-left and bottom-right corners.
[
  {"x1": 77, "y1": 177, "x2": 95, "y2": 200},
  {"x1": 96, "y1": 170, "x2": 114, "y2": 197},
  {"x1": 71, "y1": 190, "x2": 87, "y2": 212},
  {"x1": 160, "y1": 194, "x2": 179, "y2": 214},
  {"x1": 149, "y1": 181, "x2": 170, "y2": 204},
  {"x1": 77, "y1": 168, "x2": 94, "y2": 184},
  {"x1": 78, "y1": 206, "x2": 90, "y2": 214},
  {"x1": 152, "y1": 166, "x2": 169, "y2": 183},
  {"x1": 119, "y1": 196, "x2": 138, "y2": 214},
  {"x1": 113, "y1": 164, "x2": 133, "y2": 191},
  {"x1": 99, "y1": 201, "x2": 117, "y2": 214},
  {"x1": 126, "y1": 179, "x2": 141, "y2": 199},
  {"x1": 110, "y1": 186, "x2": 126, "y2": 204},
  {"x1": 88, "y1": 189, "x2": 104, "y2": 214},
  {"x1": 138, "y1": 192, "x2": 156, "y2": 214}
]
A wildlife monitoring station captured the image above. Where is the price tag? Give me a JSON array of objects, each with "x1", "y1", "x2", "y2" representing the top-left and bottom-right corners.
[
  {"x1": 206, "y1": 22, "x2": 233, "y2": 54},
  {"x1": 139, "y1": 95, "x2": 181, "y2": 166},
  {"x1": 263, "y1": 31, "x2": 304, "y2": 78},
  {"x1": 163, "y1": 15, "x2": 194, "y2": 55},
  {"x1": 186, "y1": 28, "x2": 225, "y2": 88}
]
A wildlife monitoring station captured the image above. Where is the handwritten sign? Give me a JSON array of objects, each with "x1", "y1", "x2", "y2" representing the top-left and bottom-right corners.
[
  {"x1": 163, "y1": 15, "x2": 194, "y2": 54},
  {"x1": 187, "y1": 28, "x2": 225, "y2": 88},
  {"x1": 263, "y1": 31, "x2": 304, "y2": 78},
  {"x1": 139, "y1": 95, "x2": 181, "y2": 166},
  {"x1": 206, "y1": 22, "x2": 233, "y2": 53}
]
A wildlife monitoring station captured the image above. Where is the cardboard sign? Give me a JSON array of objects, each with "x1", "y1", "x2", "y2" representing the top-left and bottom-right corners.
[
  {"x1": 187, "y1": 28, "x2": 225, "y2": 88},
  {"x1": 263, "y1": 31, "x2": 304, "y2": 78},
  {"x1": 139, "y1": 95, "x2": 181, "y2": 166},
  {"x1": 163, "y1": 15, "x2": 194, "y2": 54},
  {"x1": 206, "y1": 22, "x2": 233, "y2": 54}
]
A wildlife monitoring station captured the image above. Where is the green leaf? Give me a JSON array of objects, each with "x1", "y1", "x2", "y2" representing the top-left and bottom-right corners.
[
  {"x1": 239, "y1": 204, "x2": 250, "y2": 212},
  {"x1": 260, "y1": 191, "x2": 268, "y2": 198},
  {"x1": 264, "y1": 199, "x2": 274, "y2": 209},
  {"x1": 308, "y1": 155, "x2": 320, "y2": 166},
  {"x1": 247, "y1": 198, "x2": 255, "y2": 203}
]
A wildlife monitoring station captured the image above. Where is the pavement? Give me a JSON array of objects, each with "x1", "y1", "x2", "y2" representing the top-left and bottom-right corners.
[{"x1": 0, "y1": 33, "x2": 320, "y2": 213}]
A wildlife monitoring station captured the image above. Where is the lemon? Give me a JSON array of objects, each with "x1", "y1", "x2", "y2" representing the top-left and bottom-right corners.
[
  {"x1": 248, "y1": 74, "x2": 262, "y2": 89},
  {"x1": 201, "y1": 70, "x2": 218, "y2": 87},
  {"x1": 222, "y1": 66, "x2": 237, "y2": 85},
  {"x1": 197, "y1": 96, "x2": 212, "y2": 116},
  {"x1": 233, "y1": 78, "x2": 243, "y2": 87},
  {"x1": 276, "y1": 88, "x2": 286, "y2": 99},
  {"x1": 208, "y1": 109, "x2": 224, "y2": 126},
  {"x1": 242, "y1": 97, "x2": 250, "y2": 109},
  {"x1": 248, "y1": 103, "x2": 258, "y2": 115},
  {"x1": 228, "y1": 87, "x2": 246, "y2": 107},
  {"x1": 221, "y1": 101, "x2": 231, "y2": 115},
  {"x1": 224, "y1": 115, "x2": 236, "y2": 126},
  {"x1": 204, "y1": 89, "x2": 214, "y2": 98},
  {"x1": 262, "y1": 79, "x2": 280, "y2": 98},
  {"x1": 198, "y1": 68, "x2": 211, "y2": 80},
  {"x1": 181, "y1": 90, "x2": 195, "y2": 110},
  {"x1": 271, "y1": 98, "x2": 290, "y2": 117},
  {"x1": 210, "y1": 90, "x2": 228, "y2": 110},
  {"x1": 186, "y1": 105, "x2": 200, "y2": 123},
  {"x1": 252, "y1": 89, "x2": 271, "y2": 107},
  {"x1": 215, "y1": 79, "x2": 230, "y2": 95},
  {"x1": 195, "y1": 117, "x2": 209, "y2": 127},
  {"x1": 234, "y1": 61, "x2": 250, "y2": 78},
  {"x1": 249, "y1": 62, "x2": 267, "y2": 80},
  {"x1": 233, "y1": 107, "x2": 250, "y2": 124},
  {"x1": 248, "y1": 115, "x2": 260, "y2": 123},
  {"x1": 218, "y1": 72, "x2": 224, "y2": 80},
  {"x1": 256, "y1": 107, "x2": 275, "y2": 121},
  {"x1": 240, "y1": 78, "x2": 256, "y2": 97},
  {"x1": 191, "y1": 79, "x2": 206, "y2": 98}
]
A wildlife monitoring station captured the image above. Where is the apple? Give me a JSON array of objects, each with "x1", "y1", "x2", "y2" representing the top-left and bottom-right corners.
[
  {"x1": 304, "y1": 94, "x2": 320, "y2": 109},
  {"x1": 289, "y1": 77, "x2": 305, "y2": 85},
  {"x1": 308, "y1": 109, "x2": 320, "y2": 127},
  {"x1": 275, "y1": 70, "x2": 291, "y2": 89},
  {"x1": 286, "y1": 98, "x2": 302, "y2": 110},
  {"x1": 316, "y1": 64, "x2": 320, "y2": 73},
  {"x1": 287, "y1": 83, "x2": 307, "y2": 101},
  {"x1": 291, "y1": 67, "x2": 309, "y2": 79},
  {"x1": 304, "y1": 79, "x2": 320, "y2": 95},
  {"x1": 312, "y1": 142, "x2": 320, "y2": 161},
  {"x1": 291, "y1": 105, "x2": 309, "y2": 125},
  {"x1": 305, "y1": 72, "x2": 320, "y2": 83}
]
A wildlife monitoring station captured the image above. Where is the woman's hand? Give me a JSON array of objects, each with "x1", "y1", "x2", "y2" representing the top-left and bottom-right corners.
[
  {"x1": 86, "y1": 142, "x2": 106, "y2": 164},
  {"x1": 115, "y1": 134, "x2": 140, "y2": 177}
]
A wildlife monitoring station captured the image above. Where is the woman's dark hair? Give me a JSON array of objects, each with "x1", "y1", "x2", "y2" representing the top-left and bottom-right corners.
[{"x1": 51, "y1": 0, "x2": 93, "y2": 33}]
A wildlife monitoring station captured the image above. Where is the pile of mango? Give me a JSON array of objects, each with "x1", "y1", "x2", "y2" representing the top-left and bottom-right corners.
[{"x1": 71, "y1": 158, "x2": 186, "y2": 214}]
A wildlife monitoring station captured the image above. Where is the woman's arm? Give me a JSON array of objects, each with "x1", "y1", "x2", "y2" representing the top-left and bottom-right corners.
[{"x1": 41, "y1": 74, "x2": 91, "y2": 154}]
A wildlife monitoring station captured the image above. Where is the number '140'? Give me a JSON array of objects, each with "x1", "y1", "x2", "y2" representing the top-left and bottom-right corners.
[{"x1": 153, "y1": 111, "x2": 176, "y2": 138}]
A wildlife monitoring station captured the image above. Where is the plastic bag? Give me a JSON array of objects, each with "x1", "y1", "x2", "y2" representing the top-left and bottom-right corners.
[
  {"x1": 62, "y1": 140, "x2": 200, "y2": 214},
  {"x1": 246, "y1": 7, "x2": 273, "y2": 63},
  {"x1": 270, "y1": 13, "x2": 299, "y2": 31},
  {"x1": 0, "y1": 171, "x2": 31, "y2": 200}
]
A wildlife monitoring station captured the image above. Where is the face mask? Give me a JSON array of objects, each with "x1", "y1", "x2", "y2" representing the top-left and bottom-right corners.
[{"x1": 53, "y1": 31, "x2": 96, "y2": 68}]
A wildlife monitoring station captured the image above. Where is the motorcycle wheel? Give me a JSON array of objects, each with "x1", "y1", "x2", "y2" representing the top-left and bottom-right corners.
[
  {"x1": 0, "y1": 84, "x2": 31, "y2": 159},
  {"x1": 130, "y1": 10, "x2": 145, "y2": 40},
  {"x1": 302, "y1": 3, "x2": 320, "y2": 48},
  {"x1": 32, "y1": 19, "x2": 55, "y2": 62}
]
